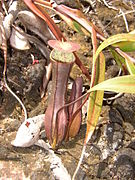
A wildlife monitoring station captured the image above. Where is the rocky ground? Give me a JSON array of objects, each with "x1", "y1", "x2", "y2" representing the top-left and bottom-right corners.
[{"x1": 0, "y1": 0, "x2": 135, "y2": 179}]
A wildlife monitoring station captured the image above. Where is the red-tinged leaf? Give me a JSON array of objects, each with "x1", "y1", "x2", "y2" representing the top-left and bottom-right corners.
[
  {"x1": 85, "y1": 27, "x2": 105, "y2": 144},
  {"x1": 23, "y1": 0, "x2": 64, "y2": 40},
  {"x1": 36, "y1": 1, "x2": 104, "y2": 40},
  {"x1": 56, "y1": 11, "x2": 90, "y2": 36},
  {"x1": 34, "y1": 0, "x2": 88, "y2": 35},
  {"x1": 55, "y1": 5, "x2": 105, "y2": 40},
  {"x1": 85, "y1": 53, "x2": 105, "y2": 144},
  {"x1": 34, "y1": 0, "x2": 52, "y2": 8},
  {"x1": 48, "y1": 40, "x2": 80, "y2": 52}
]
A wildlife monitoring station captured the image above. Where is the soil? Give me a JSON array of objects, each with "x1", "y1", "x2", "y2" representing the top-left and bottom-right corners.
[{"x1": 0, "y1": 0, "x2": 135, "y2": 179}]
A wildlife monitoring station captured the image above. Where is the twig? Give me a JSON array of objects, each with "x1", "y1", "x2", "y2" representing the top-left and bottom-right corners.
[
  {"x1": 1, "y1": 0, "x2": 8, "y2": 15},
  {"x1": 101, "y1": 0, "x2": 118, "y2": 11},
  {"x1": 117, "y1": 9, "x2": 135, "y2": 17},
  {"x1": 104, "y1": 9, "x2": 135, "y2": 31},
  {"x1": 120, "y1": 9, "x2": 129, "y2": 32},
  {"x1": 4, "y1": 77, "x2": 28, "y2": 120},
  {"x1": 103, "y1": 92, "x2": 124, "y2": 101}
]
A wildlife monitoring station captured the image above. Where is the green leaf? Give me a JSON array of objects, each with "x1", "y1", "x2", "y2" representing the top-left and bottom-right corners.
[
  {"x1": 89, "y1": 75, "x2": 135, "y2": 93},
  {"x1": 113, "y1": 30, "x2": 135, "y2": 52},
  {"x1": 94, "y1": 34, "x2": 135, "y2": 64},
  {"x1": 85, "y1": 52, "x2": 105, "y2": 144},
  {"x1": 116, "y1": 48, "x2": 135, "y2": 75},
  {"x1": 113, "y1": 41, "x2": 135, "y2": 52},
  {"x1": 72, "y1": 21, "x2": 89, "y2": 35}
]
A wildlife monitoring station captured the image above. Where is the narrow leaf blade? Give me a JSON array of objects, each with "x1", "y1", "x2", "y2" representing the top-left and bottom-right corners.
[
  {"x1": 113, "y1": 41, "x2": 135, "y2": 52},
  {"x1": 90, "y1": 75, "x2": 135, "y2": 93},
  {"x1": 85, "y1": 27, "x2": 105, "y2": 144}
]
